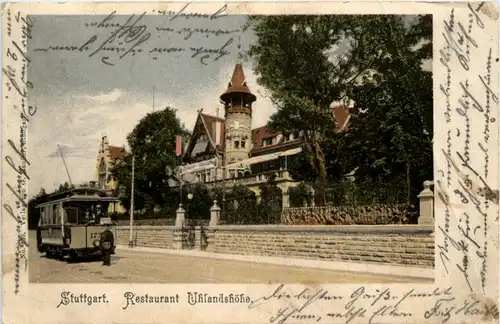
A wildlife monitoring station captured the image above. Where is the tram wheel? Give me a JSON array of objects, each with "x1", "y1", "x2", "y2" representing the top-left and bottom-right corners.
[
  {"x1": 65, "y1": 252, "x2": 75, "y2": 263},
  {"x1": 46, "y1": 251, "x2": 53, "y2": 259}
]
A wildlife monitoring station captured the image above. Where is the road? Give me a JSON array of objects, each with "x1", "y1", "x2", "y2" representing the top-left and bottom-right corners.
[{"x1": 29, "y1": 241, "x2": 429, "y2": 284}]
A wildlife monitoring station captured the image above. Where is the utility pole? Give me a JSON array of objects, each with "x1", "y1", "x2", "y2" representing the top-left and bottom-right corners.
[
  {"x1": 128, "y1": 155, "x2": 135, "y2": 248},
  {"x1": 179, "y1": 162, "x2": 183, "y2": 207},
  {"x1": 57, "y1": 145, "x2": 73, "y2": 187},
  {"x1": 152, "y1": 86, "x2": 156, "y2": 113},
  {"x1": 216, "y1": 107, "x2": 226, "y2": 220}
]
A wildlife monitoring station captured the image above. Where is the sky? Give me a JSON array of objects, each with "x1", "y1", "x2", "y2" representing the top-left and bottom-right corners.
[
  {"x1": 27, "y1": 13, "x2": 279, "y2": 196},
  {"x1": 27, "y1": 13, "x2": 430, "y2": 197}
]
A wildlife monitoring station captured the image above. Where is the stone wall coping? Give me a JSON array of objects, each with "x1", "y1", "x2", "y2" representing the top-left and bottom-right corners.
[
  {"x1": 116, "y1": 225, "x2": 178, "y2": 230},
  {"x1": 116, "y1": 224, "x2": 434, "y2": 234},
  {"x1": 209, "y1": 224, "x2": 434, "y2": 234}
]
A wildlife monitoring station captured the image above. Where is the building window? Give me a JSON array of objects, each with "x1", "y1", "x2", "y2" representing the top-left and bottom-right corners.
[
  {"x1": 263, "y1": 138, "x2": 273, "y2": 147},
  {"x1": 98, "y1": 158, "x2": 106, "y2": 189},
  {"x1": 241, "y1": 140, "x2": 246, "y2": 148},
  {"x1": 235, "y1": 140, "x2": 240, "y2": 149}
]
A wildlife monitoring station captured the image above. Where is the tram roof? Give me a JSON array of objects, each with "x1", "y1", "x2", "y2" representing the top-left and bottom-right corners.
[
  {"x1": 47, "y1": 187, "x2": 112, "y2": 199},
  {"x1": 35, "y1": 195, "x2": 120, "y2": 209}
]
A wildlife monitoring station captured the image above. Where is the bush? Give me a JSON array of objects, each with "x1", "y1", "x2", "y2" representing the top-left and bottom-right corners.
[{"x1": 289, "y1": 182, "x2": 313, "y2": 207}]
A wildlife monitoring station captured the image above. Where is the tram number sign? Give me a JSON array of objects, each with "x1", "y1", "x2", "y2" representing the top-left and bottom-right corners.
[{"x1": 90, "y1": 233, "x2": 101, "y2": 239}]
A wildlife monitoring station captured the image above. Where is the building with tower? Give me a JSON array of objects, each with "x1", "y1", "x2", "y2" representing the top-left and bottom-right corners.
[
  {"x1": 220, "y1": 63, "x2": 255, "y2": 165},
  {"x1": 91, "y1": 63, "x2": 351, "y2": 211},
  {"x1": 178, "y1": 63, "x2": 351, "y2": 207}
]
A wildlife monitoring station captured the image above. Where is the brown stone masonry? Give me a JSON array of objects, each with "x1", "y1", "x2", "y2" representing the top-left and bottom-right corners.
[
  {"x1": 208, "y1": 225, "x2": 435, "y2": 268},
  {"x1": 116, "y1": 226, "x2": 176, "y2": 249},
  {"x1": 117, "y1": 224, "x2": 434, "y2": 268}
]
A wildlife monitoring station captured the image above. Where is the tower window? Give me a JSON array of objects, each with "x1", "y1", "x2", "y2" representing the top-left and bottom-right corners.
[
  {"x1": 241, "y1": 140, "x2": 246, "y2": 148},
  {"x1": 235, "y1": 141, "x2": 240, "y2": 149}
]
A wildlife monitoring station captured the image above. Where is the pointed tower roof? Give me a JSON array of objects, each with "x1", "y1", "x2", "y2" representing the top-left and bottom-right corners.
[{"x1": 220, "y1": 64, "x2": 256, "y2": 103}]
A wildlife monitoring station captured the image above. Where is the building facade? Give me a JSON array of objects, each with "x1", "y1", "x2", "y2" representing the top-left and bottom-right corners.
[
  {"x1": 95, "y1": 135, "x2": 127, "y2": 213},
  {"x1": 178, "y1": 64, "x2": 351, "y2": 207},
  {"x1": 93, "y1": 64, "x2": 351, "y2": 212}
]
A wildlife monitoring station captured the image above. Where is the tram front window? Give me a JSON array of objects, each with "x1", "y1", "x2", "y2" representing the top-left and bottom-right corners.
[{"x1": 64, "y1": 207, "x2": 91, "y2": 224}]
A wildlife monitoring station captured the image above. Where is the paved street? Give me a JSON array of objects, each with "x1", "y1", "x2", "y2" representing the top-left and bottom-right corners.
[{"x1": 29, "y1": 237, "x2": 429, "y2": 284}]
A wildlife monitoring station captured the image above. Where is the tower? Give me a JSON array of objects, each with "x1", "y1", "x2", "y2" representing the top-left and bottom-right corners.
[{"x1": 220, "y1": 64, "x2": 256, "y2": 165}]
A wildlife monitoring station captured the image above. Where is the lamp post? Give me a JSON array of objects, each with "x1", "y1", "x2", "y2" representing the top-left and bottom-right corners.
[
  {"x1": 128, "y1": 155, "x2": 135, "y2": 248},
  {"x1": 178, "y1": 166, "x2": 184, "y2": 208},
  {"x1": 220, "y1": 156, "x2": 227, "y2": 222},
  {"x1": 187, "y1": 192, "x2": 193, "y2": 220}
]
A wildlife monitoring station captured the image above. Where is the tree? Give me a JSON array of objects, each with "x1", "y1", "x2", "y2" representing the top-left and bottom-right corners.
[
  {"x1": 246, "y1": 15, "x2": 432, "y2": 204},
  {"x1": 339, "y1": 15, "x2": 433, "y2": 204},
  {"x1": 56, "y1": 181, "x2": 74, "y2": 192},
  {"x1": 28, "y1": 187, "x2": 49, "y2": 230},
  {"x1": 289, "y1": 182, "x2": 313, "y2": 207},
  {"x1": 184, "y1": 184, "x2": 213, "y2": 220},
  {"x1": 110, "y1": 107, "x2": 189, "y2": 212},
  {"x1": 258, "y1": 175, "x2": 282, "y2": 223},
  {"x1": 221, "y1": 184, "x2": 258, "y2": 224}
]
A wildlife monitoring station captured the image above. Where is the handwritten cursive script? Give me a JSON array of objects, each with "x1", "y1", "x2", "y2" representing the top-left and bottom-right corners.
[
  {"x1": 249, "y1": 285, "x2": 458, "y2": 324},
  {"x1": 33, "y1": 5, "x2": 244, "y2": 66},
  {"x1": 436, "y1": 3, "x2": 498, "y2": 295},
  {"x1": 3, "y1": 11, "x2": 37, "y2": 294}
]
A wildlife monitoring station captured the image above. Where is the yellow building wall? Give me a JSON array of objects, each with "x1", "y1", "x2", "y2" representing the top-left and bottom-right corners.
[{"x1": 95, "y1": 136, "x2": 127, "y2": 215}]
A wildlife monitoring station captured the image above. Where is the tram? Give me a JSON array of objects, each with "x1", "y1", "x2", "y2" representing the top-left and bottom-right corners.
[{"x1": 35, "y1": 187, "x2": 119, "y2": 261}]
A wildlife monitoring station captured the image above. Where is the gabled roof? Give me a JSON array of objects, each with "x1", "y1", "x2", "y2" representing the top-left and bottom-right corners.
[
  {"x1": 183, "y1": 110, "x2": 226, "y2": 161},
  {"x1": 181, "y1": 105, "x2": 353, "y2": 159},
  {"x1": 108, "y1": 146, "x2": 127, "y2": 160},
  {"x1": 333, "y1": 105, "x2": 351, "y2": 132},
  {"x1": 200, "y1": 113, "x2": 225, "y2": 150},
  {"x1": 251, "y1": 126, "x2": 281, "y2": 151}
]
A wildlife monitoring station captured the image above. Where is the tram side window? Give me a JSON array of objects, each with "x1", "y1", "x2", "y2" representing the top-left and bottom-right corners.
[
  {"x1": 65, "y1": 208, "x2": 78, "y2": 224},
  {"x1": 52, "y1": 205, "x2": 58, "y2": 224},
  {"x1": 41, "y1": 206, "x2": 51, "y2": 225},
  {"x1": 40, "y1": 207, "x2": 45, "y2": 225}
]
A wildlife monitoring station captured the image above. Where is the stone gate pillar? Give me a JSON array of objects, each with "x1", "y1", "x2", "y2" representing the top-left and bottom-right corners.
[
  {"x1": 173, "y1": 204, "x2": 187, "y2": 249},
  {"x1": 210, "y1": 200, "x2": 221, "y2": 226},
  {"x1": 418, "y1": 180, "x2": 434, "y2": 226}
]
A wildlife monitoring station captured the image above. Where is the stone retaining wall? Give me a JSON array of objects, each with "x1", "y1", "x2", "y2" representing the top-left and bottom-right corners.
[
  {"x1": 117, "y1": 226, "x2": 176, "y2": 249},
  {"x1": 117, "y1": 224, "x2": 434, "y2": 268},
  {"x1": 209, "y1": 225, "x2": 434, "y2": 268},
  {"x1": 116, "y1": 225, "x2": 207, "y2": 250}
]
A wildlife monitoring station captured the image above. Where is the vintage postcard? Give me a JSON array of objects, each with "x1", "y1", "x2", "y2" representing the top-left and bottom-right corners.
[{"x1": 1, "y1": 1, "x2": 499, "y2": 323}]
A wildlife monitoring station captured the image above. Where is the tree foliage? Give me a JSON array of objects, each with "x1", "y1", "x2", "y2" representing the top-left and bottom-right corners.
[
  {"x1": 28, "y1": 187, "x2": 49, "y2": 230},
  {"x1": 184, "y1": 184, "x2": 213, "y2": 220},
  {"x1": 110, "y1": 107, "x2": 189, "y2": 212},
  {"x1": 289, "y1": 182, "x2": 313, "y2": 207},
  {"x1": 56, "y1": 181, "x2": 75, "y2": 192},
  {"x1": 223, "y1": 184, "x2": 258, "y2": 224},
  {"x1": 257, "y1": 175, "x2": 282, "y2": 223},
  {"x1": 246, "y1": 15, "x2": 432, "y2": 204}
]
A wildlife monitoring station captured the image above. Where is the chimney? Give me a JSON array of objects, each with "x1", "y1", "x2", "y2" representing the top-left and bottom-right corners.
[{"x1": 213, "y1": 121, "x2": 222, "y2": 146}]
